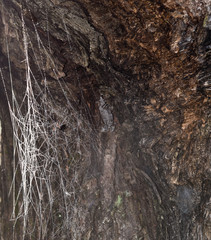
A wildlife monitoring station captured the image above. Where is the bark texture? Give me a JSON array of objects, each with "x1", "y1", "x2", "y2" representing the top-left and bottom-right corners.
[{"x1": 0, "y1": 0, "x2": 210, "y2": 239}]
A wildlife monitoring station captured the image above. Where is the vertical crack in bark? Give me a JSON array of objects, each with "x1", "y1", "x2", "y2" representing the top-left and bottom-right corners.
[{"x1": 100, "y1": 133, "x2": 117, "y2": 207}]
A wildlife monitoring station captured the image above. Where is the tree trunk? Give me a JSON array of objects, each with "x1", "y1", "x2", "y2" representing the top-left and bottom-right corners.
[{"x1": 0, "y1": 0, "x2": 210, "y2": 239}]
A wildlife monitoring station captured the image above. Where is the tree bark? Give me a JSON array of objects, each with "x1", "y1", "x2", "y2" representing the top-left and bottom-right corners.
[{"x1": 0, "y1": 0, "x2": 210, "y2": 239}]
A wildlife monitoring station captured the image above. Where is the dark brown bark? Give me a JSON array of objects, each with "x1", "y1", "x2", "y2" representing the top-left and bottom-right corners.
[{"x1": 0, "y1": 0, "x2": 210, "y2": 239}]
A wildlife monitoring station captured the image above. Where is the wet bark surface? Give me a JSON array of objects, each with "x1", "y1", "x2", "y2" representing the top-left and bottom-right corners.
[{"x1": 0, "y1": 0, "x2": 210, "y2": 239}]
